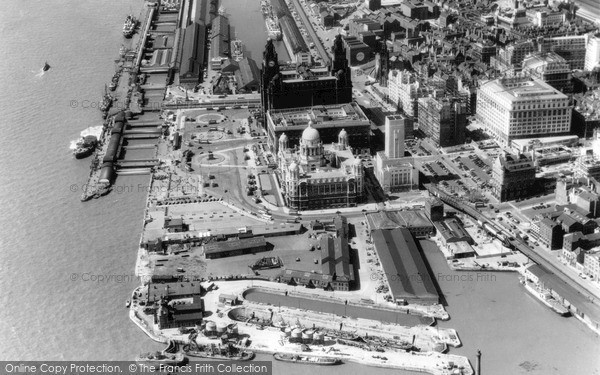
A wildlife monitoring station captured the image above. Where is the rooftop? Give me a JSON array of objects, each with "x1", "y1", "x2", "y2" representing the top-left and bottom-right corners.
[
  {"x1": 268, "y1": 102, "x2": 369, "y2": 129},
  {"x1": 480, "y1": 77, "x2": 567, "y2": 103},
  {"x1": 526, "y1": 263, "x2": 600, "y2": 324},
  {"x1": 203, "y1": 236, "x2": 266, "y2": 255},
  {"x1": 366, "y1": 210, "x2": 433, "y2": 231},
  {"x1": 371, "y1": 228, "x2": 439, "y2": 303}
]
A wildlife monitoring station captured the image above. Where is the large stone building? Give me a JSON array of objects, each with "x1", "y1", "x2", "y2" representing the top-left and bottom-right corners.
[
  {"x1": 477, "y1": 77, "x2": 571, "y2": 146},
  {"x1": 491, "y1": 152, "x2": 536, "y2": 202},
  {"x1": 375, "y1": 115, "x2": 419, "y2": 193},
  {"x1": 521, "y1": 52, "x2": 572, "y2": 92},
  {"x1": 277, "y1": 122, "x2": 364, "y2": 210},
  {"x1": 265, "y1": 102, "x2": 371, "y2": 154},
  {"x1": 417, "y1": 95, "x2": 467, "y2": 147},
  {"x1": 539, "y1": 35, "x2": 587, "y2": 70},
  {"x1": 260, "y1": 35, "x2": 352, "y2": 114},
  {"x1": 388, "y1": 69, "x2": 420, "y2": 117}
]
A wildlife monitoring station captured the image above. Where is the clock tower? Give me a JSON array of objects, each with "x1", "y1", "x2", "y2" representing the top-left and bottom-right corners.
[
  {"x1": 331, "y1": 34, "x2": 353, "y2": 104},
  {"x1": 261, "y1": 38, "x2": 281, "y2": 115}
]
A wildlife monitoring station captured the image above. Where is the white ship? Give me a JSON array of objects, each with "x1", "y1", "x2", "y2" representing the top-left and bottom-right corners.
[
  {"x1": 519, "y1": 277, "x2": 570, "y2": 316},
  {"x1": 218, "y1": 5, "x2": 226, "y2": 16},
  {"x1": 265, "y1": 16, "x2": 282, "y2": 40},
  {"x1": 231, "y1": 39, "x2": 244, "y2": 61}
]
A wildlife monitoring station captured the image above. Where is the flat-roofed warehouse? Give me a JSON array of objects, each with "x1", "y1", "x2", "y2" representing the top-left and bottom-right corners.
[
  {"x1": 366, "y1": 210, "x2": 435, "y2": 238},
  {"x1": 371, "y1": 228, "x2": 439, "y2": 305},
  {"x1": 203, "y1": 236, "x2": 267, "y2": 259},
  {"x1": 178, "y1": 21, "x2": 207, "y2": 85}
]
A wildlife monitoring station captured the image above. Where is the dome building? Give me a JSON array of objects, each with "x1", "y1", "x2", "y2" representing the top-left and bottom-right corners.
[{"x1": 278, "y1": 124, "x2": 364, "y2": 210}]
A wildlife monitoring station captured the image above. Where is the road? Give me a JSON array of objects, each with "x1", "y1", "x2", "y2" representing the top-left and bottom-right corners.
[
  {"x1": 289, "y1": 0, "x2": 330, "y2": 65},
  {"x1": 426, "y1": 184, "x2": 600, "y2": 322}
]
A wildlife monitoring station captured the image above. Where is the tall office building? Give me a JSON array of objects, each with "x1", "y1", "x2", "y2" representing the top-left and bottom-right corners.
[
  {"x1": 476, "y1": 77, "x2": 571, "y2": 147},
  {"x1": 521, "y1": 52, "x2": 572, "y2": 92},
  {"x1": 491, "y1": 152, "x2": 536, "y2": 201},
  {"x1": 539, "y1": 35, "x2": 587, "y2": 70},
  {"x1": 418, "y1": 96, "x2": 467, "y2": 147},
  {"x1": 375, "y1": 114, "x2": 418, "y2": 193},
  {"x1": 585, "y1": 34, "x2": 600, "y2": 72},
  {"x1": 385, "y1": 115, "x2": 407, "y2": 158}
]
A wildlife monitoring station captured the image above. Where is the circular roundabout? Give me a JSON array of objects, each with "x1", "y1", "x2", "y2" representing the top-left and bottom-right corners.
[
  {"x1": 196, "y1": 113, "x2": 225, "y2": 124},
  {"x1": 197, "y1": 151, "x2": 226, "y2": 165}
]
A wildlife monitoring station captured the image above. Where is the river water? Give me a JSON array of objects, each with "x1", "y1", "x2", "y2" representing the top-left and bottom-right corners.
[{"x1": 0, "y1": 1, "x2": 598, "y2": 374}]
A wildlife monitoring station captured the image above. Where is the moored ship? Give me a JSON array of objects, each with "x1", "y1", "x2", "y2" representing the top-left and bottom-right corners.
[
  {"x1": 123, "y1": 15, "x2": 136, "y2": 38},
  {"x1": 231, "y1": 39, "x2": 244, "y2": 61},
  {"x1": 265, "y1": 16, "x2": 282, "y2": 41},
  {"x1": 183, "y1": 343, "x2": 254, "y2": 361},
  {"x1": 520, "y1": 277, "x2": 570, "y2": 316},
  {"x1": 261, "y1": 0, "x2": 270, "y2": 16},
  {"x1": 135, "y1": 351, "x2": 185, "y2": 365},
  {"x1": 100, "y1": 85, "x2": 113, "y2": 116},
  {"x1": 273, "y1": 353, "x2": 342, "y2": 365}
]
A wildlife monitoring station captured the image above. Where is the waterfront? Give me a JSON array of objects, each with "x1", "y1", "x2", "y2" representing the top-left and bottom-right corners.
[
  {"x1": 244, "y1": 290, "x2": 432, "y2": 326},
  {"x1": 220, "y1": 0, "x2": 290, "y2": 62},
  {"x1": 0, "y1": 0, "x2": 164, "y2": 360},
  {"x1": 0, "y1": 0, "x2": 599, "y2": 373}
]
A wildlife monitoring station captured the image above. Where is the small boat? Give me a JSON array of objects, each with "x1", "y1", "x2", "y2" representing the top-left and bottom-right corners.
[
  {"x1": 273, "y1": 353, "x2": 342, "y2": 365},
  {"x1": 43, "y1": 62, "x2": 50, "y2": 71},
  {"x1": 126, "y1": 300, "x2": 131, "y2": 308},
  {"x1": 99, "y1": 85, "x2": 113, "y2": 112},
  {"x1": 135, "y1": 351, "x2": 185, "y2": 365}
]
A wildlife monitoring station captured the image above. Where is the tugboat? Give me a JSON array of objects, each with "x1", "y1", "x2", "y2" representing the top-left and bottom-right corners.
[
  {"x1": 43, "y1": 61, "x2": 51, "y2": 71},
  {"x1": 73, "y1": 135, "x2": 98, "y2": 159},
  {"x1": 135, "y1": 351, "x2": 185, "y2": 365},
  {"x1": 123, "y1": 15, "x2": 136, "y2": 38},
  {"x1": 273, "y1": 353, "x2": 342, "y2": 365}
]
